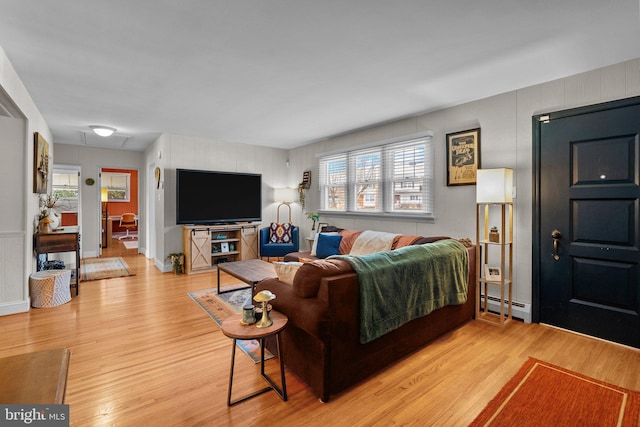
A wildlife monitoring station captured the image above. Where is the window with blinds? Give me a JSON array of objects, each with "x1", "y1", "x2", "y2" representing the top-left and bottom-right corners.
[
  {"x1": 52, "y1": 171, "x2": 79, "y2": 200},
  {"x1": 317, "y1": 134, "x2": 433, "y2": 217},
  {"x1": 318, "y1": 154, "x2": 347, "y2": 211},
  {"x1": 102, "y1": 172, "x2": 131, "y2": 202}
]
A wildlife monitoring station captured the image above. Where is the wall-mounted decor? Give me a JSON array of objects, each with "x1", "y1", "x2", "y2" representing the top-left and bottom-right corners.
[
  {"x1": 298, "y1": 170, "x2": 312, "y2": 209},
  {"x1": 155, "y1": 167, "x2": 161, "y2": 189},
  {"x1": 33, "y1": 132, "x2": 49, "y2": 193},
  {"x1": 446, "y1": 128, "x2": 480, "y2": 186}
]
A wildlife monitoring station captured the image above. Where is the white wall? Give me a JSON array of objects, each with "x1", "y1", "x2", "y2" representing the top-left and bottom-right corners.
[
  {"x1": 0, "y1": 45, "x2": 53, "y2": 315},
  {"x1": 144, "y1": 132, "x2": 292, "y2": 271},
  {"x1": 290, "y1": 58, "x2": 640, "y2": 306},
  {"x1": 53, "y1": 144, "x2": 145, "y2": 258}
]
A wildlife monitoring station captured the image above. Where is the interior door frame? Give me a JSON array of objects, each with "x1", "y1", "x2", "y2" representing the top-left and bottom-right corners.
[
  {"x1": 532, "y1": 95, "x2": 640, "y2": 324},
  {"x1": 99, "y1": 165, "x2": 141, "y2": 255}
]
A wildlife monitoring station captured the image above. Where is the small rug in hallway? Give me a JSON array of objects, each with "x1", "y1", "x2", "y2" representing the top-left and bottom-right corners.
[
  {"x1": 188, "y1": 285, "x2": 273, "y2": 364},
  {"x1": 470, "y1": 357, "x2": 640, "y2": 426},
  {"x1": 122, "y1": 240, "x2": 138, "y2": 250},
  {"x1": 80, "y1": 257, "x2": 135, "y2": 281}
]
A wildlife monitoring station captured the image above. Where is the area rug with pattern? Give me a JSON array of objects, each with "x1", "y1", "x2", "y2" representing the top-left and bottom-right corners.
[
  {"x1": 188, "y1": 285, "x2": 273, "y2": 364},
  {"x1": 470, "y1": 357, "x2": 640, "y2": 426},
  {"x1": 80, "y1": 257, "x2": 135, "y2": 281}
]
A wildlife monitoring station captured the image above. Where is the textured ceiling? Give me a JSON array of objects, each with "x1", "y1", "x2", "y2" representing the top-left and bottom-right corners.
[{"x1": 0, "y1": 0, "x2": 639, "y2": 151}]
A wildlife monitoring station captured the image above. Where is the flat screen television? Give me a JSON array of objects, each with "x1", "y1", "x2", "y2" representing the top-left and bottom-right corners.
[{"x1": 176, "y1": 169, "x2": 262, "y2": 224}]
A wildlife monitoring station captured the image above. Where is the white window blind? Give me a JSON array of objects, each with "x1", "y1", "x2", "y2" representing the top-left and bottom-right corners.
[
  {"x1": 102, "y1": 172, "x2": 131, "y2": 202},
  {"x1": 351, "y1": 148, "x2": 382, "y2": 212},
  {"x1": 385, "y1": 138, "x2": 432, "y2": 214},
  {"x1": 317, "y1": 133, "x2": 433, "y2": 217},
  {"x1": 318, "y1": 154, "x2": 347, "y2": 211},
  {"x1": 52, "y1": 171, "x2": 79, "y2": 200}
]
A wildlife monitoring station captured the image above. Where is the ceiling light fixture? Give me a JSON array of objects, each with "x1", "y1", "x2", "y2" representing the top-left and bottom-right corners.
[{"x1": 90, "y1": 126, "x2": 117, "y2": 137}]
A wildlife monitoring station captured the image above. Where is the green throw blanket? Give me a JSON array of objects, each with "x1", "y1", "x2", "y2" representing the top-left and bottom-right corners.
[{"x1": 333, "y1": 239, "x2": 469, "y2": 344}]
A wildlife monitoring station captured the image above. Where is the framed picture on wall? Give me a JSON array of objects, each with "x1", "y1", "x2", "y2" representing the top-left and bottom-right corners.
[
  {"x1": 33, "y1": 132, "x2": 49, "y2": 194},
  {"x1": 446, "y1": 128, "x2": 481, "y2": 186}
]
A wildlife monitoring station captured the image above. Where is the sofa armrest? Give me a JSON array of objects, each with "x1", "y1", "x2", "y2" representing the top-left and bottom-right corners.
[{"x1": 256, "y1": 278, "x2": 331, "y2": 340}]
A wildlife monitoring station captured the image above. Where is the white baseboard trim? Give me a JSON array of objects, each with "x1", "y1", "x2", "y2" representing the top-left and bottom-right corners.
[
  {"x1": 0, "y1": 299, "x2": 30, "y2": 316},
  {"x1": 155, "y1": 258, "x2": 171, "y2": 273},
  {"x1": 480, "y1": 294, "x2": 532, "y2": 323}
]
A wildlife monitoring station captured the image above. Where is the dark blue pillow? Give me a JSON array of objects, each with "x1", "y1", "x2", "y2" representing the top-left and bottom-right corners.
[{"x1": 316, "y1": 233, "x2": 342, "y2": 258}]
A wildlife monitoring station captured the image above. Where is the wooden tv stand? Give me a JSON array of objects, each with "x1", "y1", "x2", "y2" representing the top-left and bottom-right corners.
[{"x1": 182, "y1": 223, "x2": 259, "y2": 274}]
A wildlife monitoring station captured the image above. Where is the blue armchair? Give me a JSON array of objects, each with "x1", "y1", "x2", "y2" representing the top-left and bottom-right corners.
[{"x1": 259, "y1": 226, "x2": 299, "y2": 259}]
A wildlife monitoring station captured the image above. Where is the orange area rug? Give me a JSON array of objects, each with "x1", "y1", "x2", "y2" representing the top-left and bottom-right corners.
[{"x1": 470, "y1": 357, "x2": 640, "y2": 426}]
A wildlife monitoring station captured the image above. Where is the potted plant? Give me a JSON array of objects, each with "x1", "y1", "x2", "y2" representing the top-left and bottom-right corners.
[
  {"x1": 306, "y1": 212, "x2": 320, "y2": 232},
  {"x1": 167, "y1": 253, "x2": 184, "y2": 275}
]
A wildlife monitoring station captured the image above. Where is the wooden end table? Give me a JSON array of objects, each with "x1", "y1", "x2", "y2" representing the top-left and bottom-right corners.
[
  {"x1": 220, "y1": 311, "x2": 288, "y2": 406},
  {"x1": 216, "y1": 259, "x2": 277, "y2": 295}
]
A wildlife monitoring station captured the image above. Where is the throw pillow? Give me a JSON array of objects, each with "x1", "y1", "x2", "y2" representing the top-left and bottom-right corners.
[
  {"x1": 269, "y1": 222, "x2": 292, "y2": 243},
  {"x1": 274, "y1": 262, "x2": 303, "y2": 285},
  {"x1": 310, "y1": 231, "x2": 340, "y2": 256},
  {"x1": 316, "y1": 233, "x2": 343, "y2": 258}
]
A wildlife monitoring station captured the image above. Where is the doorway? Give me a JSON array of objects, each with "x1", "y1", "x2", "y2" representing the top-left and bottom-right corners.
[
  {"x1": 100, "y1": 168, "x2": 140, "y2": 254},
  {"x1": 533, "y1": 96, "x2": 640, "y2": 348}
]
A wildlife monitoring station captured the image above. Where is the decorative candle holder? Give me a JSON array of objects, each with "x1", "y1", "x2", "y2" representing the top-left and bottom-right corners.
[
  {"x1": 241, "y1": 305, "x2": 256, "y2": 325},
  {"x1": 489, "y1": 226, "x2": 500, "y2": 243}
]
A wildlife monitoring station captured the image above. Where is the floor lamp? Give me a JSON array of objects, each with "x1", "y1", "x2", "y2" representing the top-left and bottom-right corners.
[
  {"x1": 476, "y1": 168, "x2": 514, "y2": 326},
  {"x1": 274, "y1": 187, "x2": 297, "y2": 223}
]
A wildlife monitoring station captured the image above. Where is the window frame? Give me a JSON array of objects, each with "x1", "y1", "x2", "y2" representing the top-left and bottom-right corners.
[
  {"x1": 51, "y1": 170, "x2": 79, "y2": 201},
  {"x1": 102, "y1": 172, "x2": 131, "y2": 202},
  {"x1": 317, "y1": 132, "x2": 434, "y2": 221}
]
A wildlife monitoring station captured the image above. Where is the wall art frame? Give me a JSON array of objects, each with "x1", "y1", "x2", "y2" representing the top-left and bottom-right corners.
[
  {"x1": 446, "y1": 127, "x2": 481, "y2": 186},
  {"x1": 33, "y1": 132, "x2": 49, "y2": 194}
]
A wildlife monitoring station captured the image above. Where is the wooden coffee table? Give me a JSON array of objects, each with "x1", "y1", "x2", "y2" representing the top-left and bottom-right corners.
[
  {"x1": 221, "y1": 311, "x2": 288, "y2": 406},
  {"x1": 217, "y1": 259, "x2": 277, "y2": 294}
]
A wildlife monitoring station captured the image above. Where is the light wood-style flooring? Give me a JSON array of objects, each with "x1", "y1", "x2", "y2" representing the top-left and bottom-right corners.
[{"x1": 2, "y1": 239, "x2": 639, "y2": 426}]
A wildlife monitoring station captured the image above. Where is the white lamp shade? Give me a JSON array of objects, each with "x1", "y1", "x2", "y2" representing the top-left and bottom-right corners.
[
  {"x1": 101, "y1": 187, "x2": 109, "y2": 202},
  {"x1": 274, "y1": 187, "x2": 297, "y2": 203},
  {"x1": 476, "y1": 168, "x2": 513, "y2": 203}
]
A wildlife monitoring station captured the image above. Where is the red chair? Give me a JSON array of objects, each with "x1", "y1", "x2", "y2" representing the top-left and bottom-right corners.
[{"x1": 118, "y1": 213, "x2": 137, "y2": 240}]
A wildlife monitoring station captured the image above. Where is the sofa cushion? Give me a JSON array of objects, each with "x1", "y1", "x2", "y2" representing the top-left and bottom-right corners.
[
  {"x1": 412, "y1": 236, "x2": 450, "y2": 245},
  {"x1": 392, "y1": 235, "x2": 423, "y2": 249},
  {"x1": 311, "y1": 231, "x2": 340, "y2": 256},
  {"x1": 293, "y1": 259, "x2": 354, "y2": 298},
  {"x1": 338, "y1": 230, "x2": 363, "y2": 254},
  {"x1": 273, "y1": 262, "x2": 303, "y2": 285},
  {"x1": 316, "y1": 234, "x2": 343, "y2": 258},
  {"x1": 269, "y1": 222, "x2": 292, "y2": 243}
]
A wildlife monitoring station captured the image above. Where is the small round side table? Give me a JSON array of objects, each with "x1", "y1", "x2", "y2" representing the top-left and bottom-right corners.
[{"x1": 220, "y1": 310, "x2": 288, "y2": 406}]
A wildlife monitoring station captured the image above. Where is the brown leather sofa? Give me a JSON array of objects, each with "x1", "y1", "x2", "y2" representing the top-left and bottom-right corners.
[{"x1": 255, "y1": 234, "x2": 476, "y2": 402}]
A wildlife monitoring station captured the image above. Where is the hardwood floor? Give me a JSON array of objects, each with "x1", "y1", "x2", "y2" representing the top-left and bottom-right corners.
[{"x1": 2, "y1": 239, "x2": 639, "y2": 426}]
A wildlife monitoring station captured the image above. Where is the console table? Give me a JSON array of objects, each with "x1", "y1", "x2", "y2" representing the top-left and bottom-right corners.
[{"x1": 34, "y1": 227, "x2": 80, "y2": 296}]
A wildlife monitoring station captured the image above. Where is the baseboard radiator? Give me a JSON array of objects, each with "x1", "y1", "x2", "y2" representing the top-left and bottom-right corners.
[{"x1": 479, "y1": 294, "x2": 532, "y2": 323}]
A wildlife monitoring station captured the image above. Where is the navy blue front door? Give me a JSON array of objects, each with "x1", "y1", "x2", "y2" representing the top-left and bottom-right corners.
[{"x1": 535, "y1": 97, "x2": 640, "y2": 348}]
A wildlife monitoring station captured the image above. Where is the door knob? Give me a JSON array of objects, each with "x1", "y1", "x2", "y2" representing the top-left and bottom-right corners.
[{"x1": 551, "y1": 229, "x2": 562, "y2": 260}]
